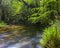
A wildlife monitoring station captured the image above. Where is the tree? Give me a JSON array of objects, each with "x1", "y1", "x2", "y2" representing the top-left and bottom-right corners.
[
  {"x1": 28, "y1": 0, "x2": 57, "y2": 24},
  {"x1": 0, "y1": 0, "x2": 2, "y2": 21},
  {"x1": 1, "y1": 0, "x2": 24, "y2": 23}
]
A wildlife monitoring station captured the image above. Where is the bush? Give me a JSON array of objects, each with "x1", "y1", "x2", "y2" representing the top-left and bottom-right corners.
[
  {"x1": 0, "y1": 21, "x2": 6, "y2": 27},
  {"x1": 40, "y1": 20, "x2": 60, "y2": 48}
]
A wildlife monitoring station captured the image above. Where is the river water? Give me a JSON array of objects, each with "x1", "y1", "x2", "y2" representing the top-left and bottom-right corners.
[
  {"x1": 0, "y1": 34, "x2": 42, "y2": 48},
  {"x1": 0, "y1": 25, "x2": 43, "y2": 48}
]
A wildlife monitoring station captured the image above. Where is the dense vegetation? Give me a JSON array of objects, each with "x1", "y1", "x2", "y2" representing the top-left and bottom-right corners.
[{"x1": 0, "y1": 0, "x2": 60, "y2": 48}]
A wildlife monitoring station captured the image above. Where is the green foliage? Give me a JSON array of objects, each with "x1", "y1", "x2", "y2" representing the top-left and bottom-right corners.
[
  {"x1": 28, "y1": 10, "x2": 52, "y2": 24},
  {"x1": 2, "y1": 0, "x2": 24, "y2": 16},
  {"x1": 28, "y1": 0, "x2": 57, "y2": 24},
  {"x1": 0, "y1": 0, "x2": 60, "y2": 48},
  {"x1": 58, "y1": 0, "x2": 60, "y2": 13},
  {"x1": 1, "y1": 0, "x2": 59, "y2": 24},
  {"x1": 40, "y1": 20, "x2": 60, "y2": 48},
  {"x1": 0, "y1": 21, "x2": 6, "y2": 27},
  {"x1": 10, "y1": 1, "x2": 24, "y2": 16},
  {"x1": 25, "y1": 0, "x2": 40, "y2": 7},
  {"x1": 25, "y1": 0, "x2": 36, "y2": 5}
]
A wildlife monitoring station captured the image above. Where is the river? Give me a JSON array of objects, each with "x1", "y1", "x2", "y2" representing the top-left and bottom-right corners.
[
  {"x1": 0, "y1": 35, "x2": 42, "y2": 48},
  {"x1": 0, "y1": 25, "x2": 43, "y2": 48}
]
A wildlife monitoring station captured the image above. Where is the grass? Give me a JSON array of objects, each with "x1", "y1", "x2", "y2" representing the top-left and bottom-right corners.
[{"x1": 0, "y1": 21, "x2": 6, "y2": 27}]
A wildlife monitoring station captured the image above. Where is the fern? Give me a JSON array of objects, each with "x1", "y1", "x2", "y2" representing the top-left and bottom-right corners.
[{"x1": 40, "y1": 20, "x2": 60, "y2": 48}]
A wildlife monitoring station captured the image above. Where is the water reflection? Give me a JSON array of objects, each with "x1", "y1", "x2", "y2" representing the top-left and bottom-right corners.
[
  {"x1": 0, "y1": 34, "x2": 42, "y2": 48},
  {"x1": 0, "y1": 40, "x2": 42, "y2": 48}
]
